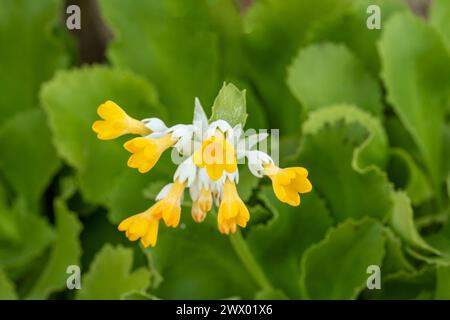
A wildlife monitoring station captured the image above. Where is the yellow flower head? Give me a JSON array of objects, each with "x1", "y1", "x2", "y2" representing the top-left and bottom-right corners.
[
  {"x1": 191, "y1": 187, "x2": 212, "y2": 223},
  {"x1": 118, "y1": 208, "x2": 160, "y2": 248},
  {"x1": 264, "y1": 164, "x2": 312, "y2": 206},
  {"x1": 92, "y1": 100, "x2": 150, "y2": 140},
  {"x1": 217, "y1": 179, "x2": 249, "y2": 235},
  {"x1": 152, "y1": 180, "x2": 185, "y2": 228},
  {"x1": 124, "y1": 134, "x2": 175, "y2": 173},
  {"x1": 193, "y1": 130, "x2": 237, "y2": 181}
]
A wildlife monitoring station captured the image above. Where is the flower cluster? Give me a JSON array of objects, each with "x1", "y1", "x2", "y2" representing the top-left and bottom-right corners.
[{"x1": 92, "y1": 99, "x2": 312, "y2": 247}]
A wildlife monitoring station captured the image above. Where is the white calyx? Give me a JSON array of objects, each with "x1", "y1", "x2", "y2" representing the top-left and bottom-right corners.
[{"x1": 246, "y1": 150, "x2": 274, "y2": 178}]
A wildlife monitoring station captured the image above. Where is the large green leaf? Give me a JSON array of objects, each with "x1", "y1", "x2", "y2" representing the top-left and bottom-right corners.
[
  {"x1": 99, "y1": 0, "x2": 226, "y2": 123},
  {"x1": 288, "y1": 43, "x2": 382, "y2": 115},
  {"x1": 0, "y1": 0, "x2": 68, "y2": 123},
  {"x1": 146, "y1": 211, "x2": 258, "y2": 299},
  {"x1": 0, "y1": 109, "x2": 61, "y2": 208},
  {"x1": 26, "y1": 199, "x2": 82, "y2": 299},
  {"x1": 41, "y1": 66, "x2": 169, "y2": 222},
  {"x1": 0, "y1": 199, "x2": 54, "y2": 277},
  {"x1": 379, "y1": 12, "x2": 450, "y2": 189},
  {"x1": 246, "y1": 187, "x2": 332, "y2": 298},
  {"x1": 210, "y1": 83, "x2": 247, "y2": 127},
  {"x1": 308, "y1": 0, "x2": 407, "y2": 75},
  {"x1": 77, "y1": 244, "x2": 151, "y2": 300},
  {"x1": 297, "y1": 106, "x2": 392, "y2": 223},
  {"x1": 243, "y1": 0, "x2": 353, "y2": 133},
  {"x1": 300, "y1": 218, "x2": 385, "y2": 299}
]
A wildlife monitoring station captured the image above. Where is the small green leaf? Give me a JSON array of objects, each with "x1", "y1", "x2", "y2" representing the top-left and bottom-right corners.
[
  {"x1": 0, "y1": 268, "x2": 17, "y2": 300},
  {"x1": 210, "y1": 83, "x2": 247, "y2": 127},
  {"x1": 77, "y1": 244, "x2": 151, "y2": 300},
  {"x1": 26, "y1": 199, "x2": 83, "y2": 299},
  {"x1": 390, "y1": 191, "x2": 439, "y2": 255},
  {"x1": 288, "y1": 43, "x2": 382, "y2": 115},
  {"x1": 300, "y1": 218, "x2": 385, "y2": 299},
  {"x1": 0, "y1": 109, "x2": 61, "y2": 208},
  {"x1": 379, "y1": 12, "x2": 450, "y2": 189},
  {"x1": 246, "y1": 187, "x2": 332, "y2": 299}
]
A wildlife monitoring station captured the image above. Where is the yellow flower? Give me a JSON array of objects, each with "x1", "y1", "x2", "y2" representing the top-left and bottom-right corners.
[
  {"x1": 264, "y1": 164, "x2": 312, "y2": 206},
  {"x1": 118, "y1": 208, "x2": 160, "y2": 248},
  {"x1": 217, "y1": 179, "x2": 249, "y2": 234},
  {"x1": 191, "y1": 187, "x2": 212, "y2": 223},
  {"x1": 153, "y1": 180, "x2": 185, "y2": 227},
  {"x1": 193, "y1": 130, "x2": 237, "y2": 181},
  {"x1": 124, "y1": 134, "x2": 175, "y2": 173},
  {"x1": 92, "y1": 100, "x2": 150, "y2": 140}
]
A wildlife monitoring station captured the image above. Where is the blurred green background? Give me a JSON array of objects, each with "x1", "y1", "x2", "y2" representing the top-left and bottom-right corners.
[{"x1": 0, "y1": 0, "x2": 449, "y2": 300}]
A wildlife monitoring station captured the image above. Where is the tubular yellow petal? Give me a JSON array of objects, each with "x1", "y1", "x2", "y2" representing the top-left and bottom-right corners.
[
  {"x1": 265, "y1": 165, "x2": 312, "y2": 207},
  {"x1": 92, "y1": 101, "x2": 150, "y2": 140},
  {"x1": 217, "y1": 179, "x2": 250, "y2": 234}
]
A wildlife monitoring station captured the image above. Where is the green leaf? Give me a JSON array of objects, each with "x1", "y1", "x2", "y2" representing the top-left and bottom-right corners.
[
  {"x1": 430, "y1": 0, "x2": 450, "y2": 49},
  {"x1": 288, "y1": 43, "x2": 382, "y2": 115},
  {"x1": 26, "y1": 199, "x2": 83, "y2": 299},
  {"x1": 146, "y1": 212, "x2": 258, "y2": 299},
  {"x1": 0, "y1": 198, "x2": 54, "y2": 277},
  {"x1": 301, "y1": 104, "x2": 388, "y2": 169},
  {"x1": 0, "y1": 0, "x2": 68, "y2": 123},
  {"x1": 40, "y1": 66, "x2": 169, "y2": 222},
  {"x1": 307, "y1": 0, "x2": 407, "y2": 75},
  {"x1": 254, "y1": 289, "x2": 288, "y2": 300},
  {"x1": 298, "y1": 106, "x2": 393, "y2": 222},
  {"x1": 246, "y1": 187, "x2": 332, "y2": 298},
  {"x1": 121, "y1": 290, "x2": 159, "y2": 300},
  {"x1": 382, "y1": 228, "x2": 414, "y2": 276},
  {"x1": 390, "y1": 191, "x2": 439, "y2": 255},
  {"x1": 0, "y1": 268, "x2": 17, "y2": 300},
  {"x1": 387, "y1": 148, "x2": 433, "y2": 205},
  {"x1": 244, "y1": 0, "x2": 353, "y2": 133},
  {"x1": 300, "y1": 218, "x2": 385, "y2": 299},
  {"x1": 210, "y1": 82, "x2": 247, "y2": 127},
  {"x1": 379, "y1": 12, "x2": 450, "y2": 188},
  {"x1": 98, "y1": 0, "x2": 222, "y2": 123},
  {"x1": 435, "y1": 265, "x2": 450, "y2": 299},
  {"x1": 0, "y1": 109, "x2": 61, "y2": 208},
  {"x1": 363, "y1": 267, "x2": 436, "y2": 300},
  {"x1": 77, "y1": 244, "x2": 151, "y2": 300}
]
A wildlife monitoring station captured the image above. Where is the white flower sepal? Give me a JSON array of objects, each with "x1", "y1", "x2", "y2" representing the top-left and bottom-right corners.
[
  {"x1": 174, "y1": 157, "x2": 197, "y2": 187},
  {"x1": 155, "y1": 183, "x2": 173, "y2": 201},
  {"x1": 142, "y1": 118, "x2": 168, "y2": 138},
  {"x1": 246, "y1": 150, "x2": 273, "y2": 177},
  {"x1": 206, "y1": 120, "x2": 234, "y2": 139}
]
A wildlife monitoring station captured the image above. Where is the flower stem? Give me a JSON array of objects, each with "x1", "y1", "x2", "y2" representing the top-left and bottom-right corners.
[{"x1": 229, "y1": 230, "x2": 273, "y2": 291}]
